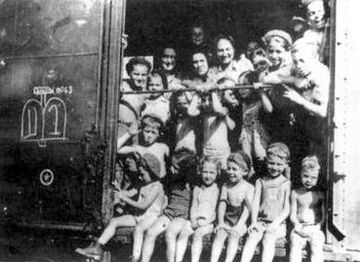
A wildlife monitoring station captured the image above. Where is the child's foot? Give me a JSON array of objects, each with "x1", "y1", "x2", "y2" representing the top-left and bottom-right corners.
[
  {"x1": 75, "y1": 242, "x2": 104, "y2": 261},
  {"x1": 129, "y1": 255, "x2": 139, "y2": 262}
]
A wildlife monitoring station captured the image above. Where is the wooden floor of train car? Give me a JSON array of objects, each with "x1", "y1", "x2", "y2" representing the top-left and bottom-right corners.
[{"x1": 82, "y1": 227, "x2": 291, "y2": 262}]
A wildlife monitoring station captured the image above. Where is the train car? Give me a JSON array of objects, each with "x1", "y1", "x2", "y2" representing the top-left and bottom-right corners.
[{"x1": 0, "y1": 0, "x2": 359, "y2": 261}]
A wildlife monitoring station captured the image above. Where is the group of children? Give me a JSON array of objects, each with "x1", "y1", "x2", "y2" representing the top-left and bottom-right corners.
[
  {"x1": 76, "y1": 0, "x2": 330, "y2": 261},
  {"x1": 76, "y1": 144, "x2": 325, "y2": 262}
]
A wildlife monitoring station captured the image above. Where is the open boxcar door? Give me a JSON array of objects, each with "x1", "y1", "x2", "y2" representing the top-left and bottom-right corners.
[{"x1": 0, "y1": 0, "x2": 125, "y2": 231}]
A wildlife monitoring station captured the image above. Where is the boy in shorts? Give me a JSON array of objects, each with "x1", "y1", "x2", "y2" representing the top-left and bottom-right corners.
[
  {"x1": 210, "y1": 152, "x2": 254, "y2": 262},
  {"x1": 289, "y1": 155, "x2": 325, "y2": 262}
]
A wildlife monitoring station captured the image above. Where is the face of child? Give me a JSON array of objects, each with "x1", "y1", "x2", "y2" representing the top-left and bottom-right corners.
[
  {"x1": 266, "y1": 154, "x2": 288, "y2": 178},
  {"x1": 306, "y1": 1, "x2": 325, "y2": 29},
  {"x1": 238, "y1": 88, "x2": 252, "y2": 99},
  {"x1": 266, "y1": 39, "x2": 287, "y2": 67},
  {"x1": 192, "y1": 53, "x2": 209, "y2": 76},
  {"x1": 226, "y1": 161, "x2": 248, "y2": 184},
  {"x1": 142, "y1": 125, "x2": 160, "y2": 146},
  {"x1": 148, "y1": 74, "x2": 164, "y2": 98},
  {"x1": 176, "y1": 94, "x2": 189, "y2": 112},
  {"x1": 125, "y1": 157, "x2": 138, "y2": 173},
  {"x1": 191, "y1": 27, "x2": 204, "y2": 46},
  {"x1": 292, "y1": 51, "x2": 312, "y2": 77},
  {"x1": 130, "y1": 64, "x2": 149, "y2": 89},
  {"x1": 161, "y1": 48, "x2": 177, "y2": 72},
  {"x1": 301, "y1": 169, "x2": 319, "y2": 190},
  {"x1": 223, "y1": 90, "x2": 239, "y2": 107},
  {"x1": 201, "y1": 161, "x2": 217, "y2": 187},
  {"x1": 216, "y1": 39, "x2": 235, "y2": 66},
  {"x1": 246, "y1": 41, "x2": 259, "y2": 59}
]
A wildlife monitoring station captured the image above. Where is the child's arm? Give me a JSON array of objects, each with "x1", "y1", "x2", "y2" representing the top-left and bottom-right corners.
[
  {"x1": 211, "y1": 91, "x2": 228, "y2": 117},
  {"x1": 234, "y1": 185, "x2": 254, "y2": 231},
  {"x1": 249, "y1": 180, "x2": 261, "y2": 229},
  {"x1": 283, "y1": 84, "x2": 328, "y2": 118},
  {"x1": 225, "y1": 115, "x2": 236, "y2": 131},
  {"x1": 190, "y1": 187, "x2": 199, "y2": 227},
  {"x1": 267, "y1": 181, "x2": 291, "y2": 231},
  {"x1": 216, "y1": 186, "x2": 228, "y2": 228},
  {"x1": 117, "y1": 145, "x2": 136, "y2": 155},
  {"x1": 290, "y1": 190, "x2": 301, "y2": 228},
  {"x1": 187, "y1": 93, "x2": 201, "y2": 116},
  {"x1": 117, "y1": 184, "x2": 161, "y2": 211},
  {"x1": 117, "y1": 123, "x2": 140, "y2": 152},
  {"x1": 259, "y1": 90, "x2": 273, "y2": 113}
]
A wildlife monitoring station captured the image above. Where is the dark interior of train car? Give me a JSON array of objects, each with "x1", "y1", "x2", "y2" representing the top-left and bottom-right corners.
[{"x1": 125, "y1": 0, "x2": 301, "y2": 57}]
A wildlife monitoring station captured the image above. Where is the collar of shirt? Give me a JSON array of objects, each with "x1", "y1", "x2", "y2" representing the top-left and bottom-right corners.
[{"x1": 217, "y1": 60, "x2": 238, "y2": 73}]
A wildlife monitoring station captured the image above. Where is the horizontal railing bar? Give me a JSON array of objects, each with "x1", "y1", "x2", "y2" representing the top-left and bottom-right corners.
[{"x1": 120, "y1": 84, "x2": 273, "y2": 94}]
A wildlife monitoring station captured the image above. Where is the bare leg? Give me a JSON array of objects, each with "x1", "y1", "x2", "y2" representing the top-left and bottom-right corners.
[
  {"x1": 289, "y1": 231, "x2": 305, "y2": 262},
  {"x1": 165, "y1": 218, "x2": 188, "y2": 262},
  {"x1": 225, "y1": 227, "x2": 246, "y2": 262},
  {"x1": 175, "y1": 222, "x2": 193, "y2": 262},
  {"x1": 132, "y1": 217, "x2": 158, "y2": 262},
  {"x1": 261, "y1": 233, "x2": 277, "y2": 262},
  {"x1": 240, "y1": 231, "x2": 263, "y2": 262},
  {"x1": 210, "y1": 228, "x2": 228, "y2": 262},
  {"x1": 191, "y1": 225, "x2": 214, "y2": 262},
  {"x1": 98, "y1": 215, "x2": 136, "y2": 245},
  {"x1": 141, "y1": 216, "x2": 170, "y2": 262},
  {"x1": 309, "y1": 230, "x2": 325, "y2": 262}
]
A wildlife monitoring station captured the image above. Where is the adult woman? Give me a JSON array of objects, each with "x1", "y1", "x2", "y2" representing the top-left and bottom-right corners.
[
  {"x1": 118, "y1": 57, "x2": 151, "y2": 144},
  {"x1": 212, "y1": 34, "x2": 253, "y2": 83}
]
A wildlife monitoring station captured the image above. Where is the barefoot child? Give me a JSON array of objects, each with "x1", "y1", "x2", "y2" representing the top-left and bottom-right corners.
[
  {"x1": 210, "y1": 152, "x2": 254, "y2": 262},
  {"x1": 289, "y1": 155, "x2": 325, "y2": 262},
  {"x1": 241, "y1": 142, "x2": 291, "y2": 262},
  {"x1": 174, "y1": 156, "x2": 220, "y2": 262},
  {"x1": 140, "y1": 148, "x2": 197, "y2": 262},
  {"x1": 75, "y1": 154, "x2": 165, "y2": 262}
]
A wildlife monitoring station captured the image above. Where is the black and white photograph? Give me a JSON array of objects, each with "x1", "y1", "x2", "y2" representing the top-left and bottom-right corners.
[{"x1": 0, "y1": 0, "x2": 359, "y2": 261}]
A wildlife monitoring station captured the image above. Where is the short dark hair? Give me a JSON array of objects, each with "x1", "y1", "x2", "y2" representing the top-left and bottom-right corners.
[
  {"x1": 140, "y1": 114, "x2": 164, "y2": 132},
  {"x1": 126, "y1": 57, "x2": 151, "y2": 76},
  {"x1": 150, "y1": 69, "x2": 168, "y2": 90}
]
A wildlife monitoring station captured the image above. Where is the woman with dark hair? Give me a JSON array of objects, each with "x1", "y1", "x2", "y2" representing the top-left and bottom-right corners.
[{"x1": 156, "y1": 45, "x2": 182, "y2": 90}]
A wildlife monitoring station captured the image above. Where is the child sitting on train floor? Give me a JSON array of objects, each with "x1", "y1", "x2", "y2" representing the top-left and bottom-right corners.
[
  {"x1": 289, "y1": 155, "x2": 325, "y2": 262},
  {"x1": 75, "y1": 153, "x2": 165, "y2": 262},
  {"x1": 172, "y1": 156, "x2": 220, "y2": 262},
  {"x1": 210, "y1": 152, "x2": 254, "y2": 262},
  {"x1": 117, "y1": 114, "x2": 170, "y2": 179},
  {"x1": 140, "y1": 148, "x2": 197, "y2": 262},
  {"x1": 240, "y1": 142, "x2": 291, "y2": 262}
]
